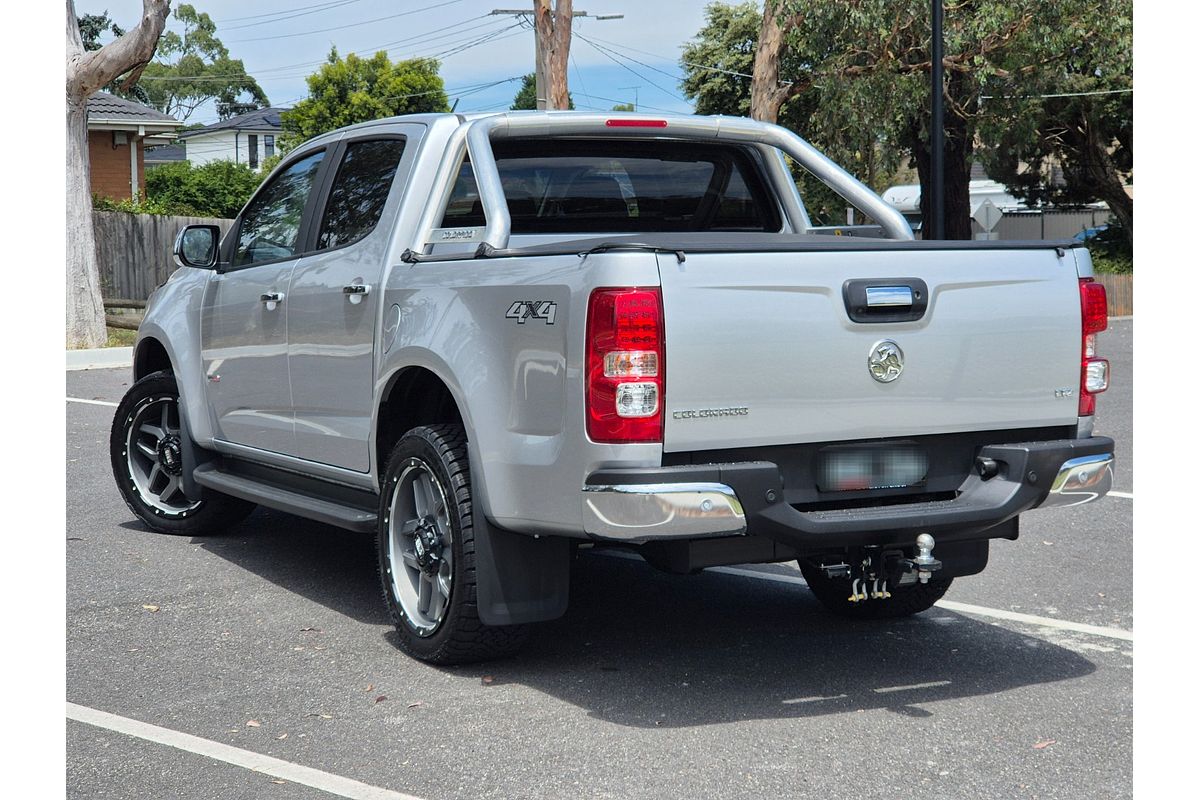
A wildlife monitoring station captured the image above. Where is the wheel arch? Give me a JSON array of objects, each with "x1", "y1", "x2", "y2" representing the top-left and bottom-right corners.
[
  {"x1": 133, "y1": 336, "x2": 173, "y2": 380},
  {"x1": 375, "y1": 364, "x2": 469, "y2": 481}
]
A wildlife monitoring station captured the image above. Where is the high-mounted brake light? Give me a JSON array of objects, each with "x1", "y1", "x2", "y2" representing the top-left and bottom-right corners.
[
  {"x1": 1078, "y1": 278, "x2": 1109, "y2": 416},
  {"x1": 605, "y1": 119, "x2": 668, "y2": 128},
  {"x1": 586, "y1": 287, "x2": 664, "y2": 443}
]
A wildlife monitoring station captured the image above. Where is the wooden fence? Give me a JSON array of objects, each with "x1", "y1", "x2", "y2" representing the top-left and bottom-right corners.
[
  {"x1": 1094, "y1": 273, "x2": 1133, "y2": 317},
  {"x1": 94, "y1": 211, "x2": 234, "y2": 301}
]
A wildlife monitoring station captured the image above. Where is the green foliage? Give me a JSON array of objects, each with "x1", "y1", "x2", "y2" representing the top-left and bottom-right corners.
[
  {"x1": 1085, "y1": 220, "x2": 1133, "y2": 273},
  {"x1": 977, "y1": 0, "x2": 1132, "y2": 243},
  {"x1": 142, "y1": 160, "x2": 265, "y2": 218},
  {"x1": 138, "y1": 4, "x2": 268, "y2": 121},
  {"x1": 678, "y1": 2, "x2": 886, "y2": 225},
  {"x1": 611, "y1": 103, "x2": 635, "y2": 112},
  {"x1": 282, "y1": 49, "x2": 449, "y2": 147},
  {"x1": 509, "y1": 73, "x2": 574, "y2": 111},
  {"x1": 680, "y1": 1, "x2": 1132, "y2": 236},
  {"x1": 1091, "y1": 253, "x2": 1132, "y2": 275},
  {"x1": 93, "y1": 194, "x2": 191, "y2": 216}
]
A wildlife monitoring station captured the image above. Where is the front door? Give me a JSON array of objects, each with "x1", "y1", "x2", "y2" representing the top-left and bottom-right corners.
[
  {"x1": 286, "y1": 134, "x2": 415, "y2": 472},
  {"x1": 201, "y1": 148, "x2": 329, "y2": 454}
]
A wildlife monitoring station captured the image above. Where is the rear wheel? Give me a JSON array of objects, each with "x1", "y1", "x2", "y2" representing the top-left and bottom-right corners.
[
  {"x1": 799, "y1": 562, "x2": 952, "y2": 620},
  {"x1": 110, "y1": 371, "x2": 254, "y2": 535},
  {"x1": 377, "y1": 424, "x2": 529, "y2": 664}
]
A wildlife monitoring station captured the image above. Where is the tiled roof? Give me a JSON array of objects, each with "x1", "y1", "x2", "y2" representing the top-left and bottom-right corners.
[
  {"x1": 180, "y1": 107, "x2": 289, "y2": 138},
  {"x1": 144, "y1": 143, "x2": 186, "y2": 163},
  {"x1": 87, "y1": 91, "x2": 178, "y2": 124}
]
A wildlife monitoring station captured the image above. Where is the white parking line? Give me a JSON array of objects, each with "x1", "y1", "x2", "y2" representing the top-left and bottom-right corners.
[
  {"x1": 1108, "y1": 490, "x2": 1133, "y2": 499},
  {"x1": 67, "y1": 702, "x2": 424, "y2": 800},
  {"x1": 872, "y1": 680, "x2": 952, "y2": 694},
  {"x1": 590, "y1": 551, "x2": 1133, "y2": 643},
  {"x1": 67, "y1": 397, "x2": 118, "y2": 407}
]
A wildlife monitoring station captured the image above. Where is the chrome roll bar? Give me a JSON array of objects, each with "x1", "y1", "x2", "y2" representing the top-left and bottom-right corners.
[{"x1": 419, "y1": 112, "x2": 914, "y2": 253}]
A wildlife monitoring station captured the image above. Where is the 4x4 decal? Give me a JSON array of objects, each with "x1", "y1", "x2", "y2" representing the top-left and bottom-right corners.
[{"x1": 506, "y1": 300, "x2": 557, "y2": 325}]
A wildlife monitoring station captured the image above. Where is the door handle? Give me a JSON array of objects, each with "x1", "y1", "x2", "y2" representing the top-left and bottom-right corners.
[
  {"x1": 865, "y1": 286, "x2": 914, "y2": 307},
  {"x1": 260, "y1": 291, "x2": 285, "y2": 311},
  {"x1": 343, "y1": 284, "x2": 371, "y2": 305}
]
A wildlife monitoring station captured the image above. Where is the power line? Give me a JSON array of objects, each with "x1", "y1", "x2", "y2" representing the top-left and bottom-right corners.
[
  {"x1": 980, "y1": 88, "x2": 1133, "y2": 100},
  {"x1": 221, "y1": 0, "x2": 368, "y2": 31},
  {"x1": 582, "y1": 33, "x2": 759, "y2": 82},
  {"x1": 573, "y1": 32, "x2": 687, "y2": 103},
  {"x1": 214, "y1": 1, "x2": 363, "y2": 25},
  {"x1": 228, "y1": 0, "x2": 470, "y2": 44}
]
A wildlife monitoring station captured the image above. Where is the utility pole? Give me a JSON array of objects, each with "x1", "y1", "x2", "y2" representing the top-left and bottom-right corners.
[
  {"x1": 618, "y1": 85, "x2": 640, "y2": 111},
  {"x1": 930, "y1": 0, "x2": 945, "y2": 240},
  {"x1": 491, "y1": 3, "x2": 622, "y2": 110}
]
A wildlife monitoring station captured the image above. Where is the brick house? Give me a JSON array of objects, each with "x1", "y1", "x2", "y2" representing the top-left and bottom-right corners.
[{"x1": 87, "y1": 92, "x2": 182, "y2": 201}]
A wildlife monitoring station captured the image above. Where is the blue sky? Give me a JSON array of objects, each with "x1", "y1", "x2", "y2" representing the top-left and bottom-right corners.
[{"x1": 79, "y1": 0, "x2": 720, "y2": 124}]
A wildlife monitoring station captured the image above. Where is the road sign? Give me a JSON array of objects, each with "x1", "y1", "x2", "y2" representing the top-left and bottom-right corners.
[{"x1": 972, "y1": 198, "x2": 1003, "y2": 232}]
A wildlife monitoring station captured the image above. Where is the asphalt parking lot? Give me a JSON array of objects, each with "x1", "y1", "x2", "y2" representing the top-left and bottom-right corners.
[{"x1": 66, "y1": 319, "x2": 1132, "y2": 800}]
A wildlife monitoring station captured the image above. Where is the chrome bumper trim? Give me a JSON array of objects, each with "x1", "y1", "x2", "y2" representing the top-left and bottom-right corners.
[
  {"x1": 1039, "y1": 453, "x2": 1114, "y2": 508},
  {"x1": 581, "y1": 482, "x2": 746, "y2": 542}
]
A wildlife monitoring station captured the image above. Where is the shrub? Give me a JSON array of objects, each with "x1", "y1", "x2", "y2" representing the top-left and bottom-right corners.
[{"x1": 144, "y1": 160, "x2": 264, "y2": 218}]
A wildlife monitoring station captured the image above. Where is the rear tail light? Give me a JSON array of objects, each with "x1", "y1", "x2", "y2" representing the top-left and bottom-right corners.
[
  {"x1": 1078, "y1": 278, "x2": 1109, "y2": 416},
  {"x1": 586, "y1": 287, "x2": 664, "y2": 443}
]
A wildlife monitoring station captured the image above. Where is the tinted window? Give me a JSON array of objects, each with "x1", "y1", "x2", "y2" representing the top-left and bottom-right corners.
[
  {"x1": 439, "y1": 140, "x2": 779, "y2": 233},
  {"x1": 233, "y1": 150, "x2": 325, "y2": 266},
  {"x1": 317, "y1": 139, "x2": 406, "y2": 250}
]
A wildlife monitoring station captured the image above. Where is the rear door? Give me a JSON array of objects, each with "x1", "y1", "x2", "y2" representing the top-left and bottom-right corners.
[
  {"x1": 657, "y1": 246, "x2": 1083, "y2": 452},
  {"x1": 201, "y1": 147, "x2": 329, "y2": 454},
  {"x1": 286, "y1": 131, "x2": 417, "y2": 472}
]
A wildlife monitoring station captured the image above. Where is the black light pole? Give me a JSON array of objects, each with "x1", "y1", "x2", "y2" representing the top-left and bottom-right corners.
[{"x1": 930, "y1": 0, "x2": 945, "y2": 240}]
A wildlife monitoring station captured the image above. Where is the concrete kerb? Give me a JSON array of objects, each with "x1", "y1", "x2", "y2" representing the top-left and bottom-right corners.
[{"x1": 66, "y1": 347, "x2": 133, "y2": 372}]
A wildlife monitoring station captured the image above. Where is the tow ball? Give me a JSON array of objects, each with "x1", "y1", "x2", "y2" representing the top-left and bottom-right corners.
[{"x1": 817, "y1": 534, "x2": 943, "y2": 602}]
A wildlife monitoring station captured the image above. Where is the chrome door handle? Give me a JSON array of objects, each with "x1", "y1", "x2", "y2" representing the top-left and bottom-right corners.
[
  {"x1": 865, "y1": 286, "x2": 913, "y2": 307},
  {"x1": 260, "y1": 291, "x2": 285, "y2": 311},
  {"x1": 343, "y1": 284, "x2": 371, "y2": 305}
]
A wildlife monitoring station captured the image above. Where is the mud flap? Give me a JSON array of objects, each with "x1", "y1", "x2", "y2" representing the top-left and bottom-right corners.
[{"x1": 472, "y1": 497, "x2": 571, "y2": 626}]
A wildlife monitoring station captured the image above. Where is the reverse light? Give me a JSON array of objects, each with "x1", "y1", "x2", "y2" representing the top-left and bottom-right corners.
[
  {"x1": 586, "y1": 287, "x2": 664, "y2": 443},
  {"x1": 1078, "y1": 278, "x2": 1109, "y2": 416}
]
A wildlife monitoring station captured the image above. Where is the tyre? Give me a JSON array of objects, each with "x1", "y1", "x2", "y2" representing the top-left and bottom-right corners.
[
  {"x1": 110, "y1": 370, "x2": 254, "y2": 535},
  {"x1": 798, "y1": 562, "x2": 953, "y2": 620},
  {"x1": 377, "y1": 424, "x2": 529, "y2": 664}
]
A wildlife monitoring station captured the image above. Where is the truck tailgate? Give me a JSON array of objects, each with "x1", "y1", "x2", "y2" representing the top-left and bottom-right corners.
[{"x1": 657, "y1": 247, "x2": 1082, "y2": 453}]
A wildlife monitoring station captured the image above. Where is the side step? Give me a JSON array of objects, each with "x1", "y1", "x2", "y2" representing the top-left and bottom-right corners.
[{"x1": 193, "y1": 462, "x2": 378, "y2": 533}]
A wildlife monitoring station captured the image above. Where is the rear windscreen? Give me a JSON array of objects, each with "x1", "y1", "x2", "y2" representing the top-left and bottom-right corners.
[{"x1": 439, "y1": 139, "x2": 781, "y2": 233}]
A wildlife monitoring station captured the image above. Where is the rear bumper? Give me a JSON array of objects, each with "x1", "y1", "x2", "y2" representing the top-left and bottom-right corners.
[{"x1": 581, "y1": 436, "x2": 1113, "y2": 548}]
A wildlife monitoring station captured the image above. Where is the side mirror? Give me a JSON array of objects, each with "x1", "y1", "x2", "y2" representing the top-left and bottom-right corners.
[{"x1": 173, "y1": 225, "x2": 220, "y2": 270}]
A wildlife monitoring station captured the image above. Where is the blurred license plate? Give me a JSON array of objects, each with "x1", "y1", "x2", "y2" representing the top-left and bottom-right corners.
[{"x1": 818, "y1": 445, "x2": 928, "y2": 492}]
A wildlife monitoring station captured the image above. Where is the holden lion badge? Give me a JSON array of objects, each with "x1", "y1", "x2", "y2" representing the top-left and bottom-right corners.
[{"x1": 868, "y1": 340, "x2": 904, "y2": 383}]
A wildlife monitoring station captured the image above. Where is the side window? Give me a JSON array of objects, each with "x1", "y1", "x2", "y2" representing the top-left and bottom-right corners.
[
  {"x1": 233, "y1": 150, "x2": 325, "y2": 267},
  {"x1": 317, "y1": 139, "x2": 407, "y2": 250}
]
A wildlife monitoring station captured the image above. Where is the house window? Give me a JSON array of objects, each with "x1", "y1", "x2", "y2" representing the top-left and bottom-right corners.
[
  {"x1": 248, "y1": 134, "x2": 259, "y2": 169},
  {"x1": 265, "y1": 135, "x2": 275, "y2": 159}
]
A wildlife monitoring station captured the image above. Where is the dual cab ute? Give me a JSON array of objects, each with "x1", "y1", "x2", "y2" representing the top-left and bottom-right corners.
[{"x1": 110, "y1": 111, "x2": 1114, "y2": 663}]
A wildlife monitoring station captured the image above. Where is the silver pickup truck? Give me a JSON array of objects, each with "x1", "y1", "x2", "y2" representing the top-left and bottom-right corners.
[{"x1": 109, "y1": 112, "x2": 1114, "y2": 664}]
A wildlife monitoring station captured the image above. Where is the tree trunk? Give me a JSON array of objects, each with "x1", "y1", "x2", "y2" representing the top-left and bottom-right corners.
[
  {"x1": 1081, "y1": 116, "x2": 1133, "y2": 242},
  {"x1": 65, "y1": 0, "x2": 170, "y2": 348},
  {"x1": 910, "y1": 73, "x2": 975, "y2": 240},
  {"x1": 65, "y1": 97, "x2": 106, "y2": 348}
]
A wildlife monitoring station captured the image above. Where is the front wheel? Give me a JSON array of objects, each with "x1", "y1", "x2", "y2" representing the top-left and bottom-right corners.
[
  {"x1": 110, "y1": 370, "x2": 254, "y2": 535},
  {"x1": 798, "y1": 562, "x2": 953, "y2": 620},
  {"x1": 377, "y1": 424, "x2": 529, "y2": 664}
]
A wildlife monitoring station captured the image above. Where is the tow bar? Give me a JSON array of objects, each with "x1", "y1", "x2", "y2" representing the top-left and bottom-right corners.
[{"x1": 817, "y1": 535, "x2": 944, "y2": 602}]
